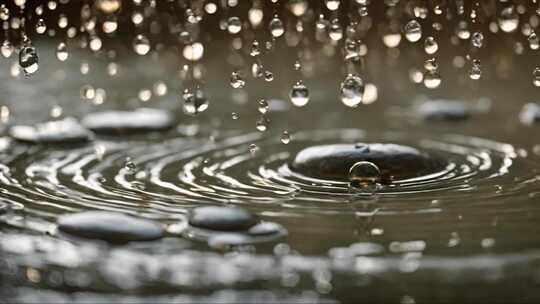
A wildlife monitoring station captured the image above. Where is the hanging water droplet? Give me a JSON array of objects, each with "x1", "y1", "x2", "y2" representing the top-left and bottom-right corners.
[
  {"x1": 269, "y1": 16, "x2": 285, "y2": 37},
  {"x1": 340, "y1": 74, "x2": 364, "y2": 107},
  {"x1": 348, "y1": 161, "x2": 381, "y2": 188},
  {"x1": 289, "y1": 80, "x2": 310, "y2": 107},
  {"x1": 56, "y1": 42, "x2": 69, "y2": 61},
  {"x1": 230, "y1": 71, "x2": 245, "y2": 89},
  {"x1": 258, "y1": 99, "x2": 269, "y2": 114},
  {"x1": 498, "y1": 6, "x2": 519, "y2": 33},
  {"x1": 469, "y1": 59, "x2": 482, "y2": 80},
  {"x1": 1, "y1": 40, "x2": 14, "y2": 58},
  {"x1": 19, "y1": 46, "x2": 39, "y2": 76},
  {"x1": 182, "y1": 87, "x2": 209, "y2": 115},
  {"x1": 227, "y1": 16, "x2": 242, "y2": 34},
  {"x1": 404, "y1": 20, "x2": 422, "y2": 42},
  {"x1": 133, "y1": 34, "x2": 150, "y2": 55},
  {"x1": 424, "y1": 36, "x2": 438, "y2": 54},
  {"x1": 280, "y1": 130, "x2": 291, "y2": 144},
  {"x1": 423, "y1": 71, "x2": 442, "y2": 89}
]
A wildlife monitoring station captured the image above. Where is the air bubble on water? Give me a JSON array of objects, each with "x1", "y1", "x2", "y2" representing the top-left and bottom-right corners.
[
  {"x1": 133, "y1": 34, "x2": 150, "y2": 55},
  {"x1": 340, "y1": 74, "x2": 364, "y2": 107},
  {"x1": 258, "y1": 99, "x2": 269, "y2": 114},
  {"x1": 471, "y1": 32, "x2": 484, "y2": 48},
  {"x1": 56, "y1": 42, "x2": 68, "y2": 61},
  {"x1": 205, "y1": 2, "x2": 217, "y2": 14},
  {"x1": 19, "y1": 45, "x2": 39, "y2": 77},
  {"x1": 348, "y1": 161, "x2": 381, "y2": 188},
  {"x1": 424, "y1": 36, "x2": 438, "y2": 54},
  {"x1": 290, "y1": 80, "x2": 310, "y2": 107},
  {"x1": 533, "y1": 67, "x2": 540, "y2": 87},
  {"x1": 469, "y1": 59, "x2": 482, "y2": 80},
  {"x1": 1, "y1": 40, "x2": 14, "y2": 58},
  {"x1": 423, "y1": 71, "x2": 442, "y2": 89},
  {"x1": 182, "y1": 87, "x2": 209, "y2": 115},
  {"x1": 227, "y1": 16, "x2": 242, "y2": 34},
  {"x1": 404, "y1": 20, "x2": 422, "y2": 42},
  {"x1": 280, "y1": 130, "x2": 291, "y2": 144},
  {"x1": 230, "y1": 71, "x2": 245, "y2": 88},
  {"x1": 498, "y1": 6, "x2": 519, "y2": 33},
  {"x1": 269, "y1": 15, "x2": 285, "y2": 38}
]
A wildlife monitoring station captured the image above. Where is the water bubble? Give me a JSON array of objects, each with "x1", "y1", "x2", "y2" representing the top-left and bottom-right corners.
[
  {"x1": 56, "y1": 42, "x2": 69, "y2": 61},
  {"x1": 227, "y1": 16, "x2": 242, "y2": 34},
  {"x1": 424, "y1": 36, "x2": 438, "y2": 54},
  {"x1": 340, "y1": 74, "x2": 364, "y2": 107},
  {"x1": 19, "y1": 46, "x2": 39, "y2": 76},
  {"x1": 280, "y1": 130, "x2": 291, "y2": 144},
  {"x1": 533, "y1": 67, "x2": 540, "y2": 87},
  {"x1": 289, "y1": 80, "x2": 310, "y2": 107},
  {"x1": 423, "y1": 71, "x2": 442, "y2": 89},
  {"x1": 258, "y1": 99, "x2": 269, "y2": 114},
  {"x1": 348, "y1": 161, "x2": 381, "y2": 188},
  {"x1": 230, "y1": 71, "x2": 245, "y2": 89},
  {"x1": 269, "y1": 16, "x2": 285, "y2": 37},
  {"x1": 471, "y1": 32, "x2": 484, "y2": 48},
  {"x1": 469, "y1": 59, "x2": 482, "y2": 80},
  {"x1": 404, "y1": 20, "x2": 422, "y2": 42},
  {"x1": 133, "y1": 34, "x2": 150, "y2": 55},
  {"x1": 498, "y1": 6, "x2": 519, "y2": 33},
  {"x1": 1, "y1": 40, "x2": 14, "y2": 58},
  {"x1": 182, "y1": 87, "x2": 209, "y2": 115}
]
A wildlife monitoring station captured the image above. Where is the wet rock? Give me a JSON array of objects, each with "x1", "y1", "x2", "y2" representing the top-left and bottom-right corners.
[
  {"x1": 519, "y1": 103, "x2": 540, "y2": 125},
  {"x1": 416, "y1": 100, "x2": 470, "y2": 121},
  {"x1": 189, "y1": 206, "x2": 259, "y2": 231},
  {"x1": 81, "y1": 108, "x2": 175, "y2": 135},
  {"x1": 248, "y1": 221, "x2": 286, "y2": 236},
  {"x1": 8, "y1": 118, "x2": 94, "y2": 144},
  {"x1": 291, "y1": 143, "x2": 447, "y2": 183},
  {"x1": 57, "y1": 211, "x2": 164, "y2": 243}
]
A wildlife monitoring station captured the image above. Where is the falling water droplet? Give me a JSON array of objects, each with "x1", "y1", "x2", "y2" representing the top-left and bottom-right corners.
[
  {"x1": 533, "y1": 67, "x2": 540, "y2": 87},
  {"x1": 528, "y1": 32, "x2": 539, "y2": 50},
  {"x1": 471, "y1": 32, "x2": 484, "y2": 48},
  {"x1": 133, "y1": 34, "x2": 151, "y2": 55},
  {"x1": 498, "y1": 6, "x2": 519, "y2": 33},
  {"x1": 256, "y1": 116, "x2": 268, "y2": 132},
  {"x1": 249, "y1": 143, "x2": 259, "y2": 155},
  {"x1": 289, "y1": 80, "x2": 310, "y2": 107},
  {"x1": 280, "y1": 130, "x2": 291, "y2": 144},
  {"x1": 227, "y1": 16, "x2": 242, "y2": 34},
  {"x1": 469, "y1": 59, "x2": 482, "y2": 80},
  {"x1": 35, "y1": 19, "x2": 47, "y2": 34},
  {"x1": 19, "y1": 46, "x2": 39, "y2": 76},
  {"x1": 404, "y1": 20, "x2": 422, "y2": 42},
  {"x1": 269, "y1": 16, "x2": 285, "y2": 37},
  {"x1": 340, "y1": 74, "x2": 364, "y2": 107},
  {"x1": 56, "y1": 42, "x2": 69, "y2": 61},
  {"x1": 230, "y1": 71, "x2": 245, "y2": 88},
  {"x1": 1, "y1": 40, "x2": 14, "y2": 58},
  {"x1": 231, "y1": 112, "x2": 239, "y2": 120},
  {"x1": 258, "y1": 99, "x2": 269, "y2": 114},
  {"x1": 424, "y1": 36, "x2": 438, "y2": 54},
  {"x1": 182, "y1": 87, "x2": 209, "y2": 115},
  {"x1": 423, "y1": 71, "x2": 442, "y2": 89},
  {"x1": 264, "y1": 70, "x2": 274, "y2": 82}
]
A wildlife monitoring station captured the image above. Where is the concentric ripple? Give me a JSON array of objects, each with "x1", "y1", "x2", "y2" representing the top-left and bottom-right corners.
[{"x1": 0, "y1": 129, "x2": 539, "y2": 221}]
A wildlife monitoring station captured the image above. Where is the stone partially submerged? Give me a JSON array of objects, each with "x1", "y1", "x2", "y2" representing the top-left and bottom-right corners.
[
  {"x1": 57, "y1": 211, "x2": 164, "y2": 243},
  {"x1": 8, "y1": 117, "x2": 94, "y2": 144},
  {"x1": 81, "y1": 108, "x2": 175, "y2": 135},
  {"x1": 291, "y1": 143, "x2": 447, "y2": 183}
]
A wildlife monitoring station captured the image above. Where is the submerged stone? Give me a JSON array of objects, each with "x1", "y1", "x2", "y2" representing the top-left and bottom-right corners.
[
  {"x1": 519, "y1": 103, "x2": 540, "y2": 125},
  {"x1": 416, "y1": 100, "x2": 470, "y2": 121},
  {"x1": 81, "y1": 108, "x2": 175, "y2": 135},
  {"x1": 291, "y1": 143, "x2": 446, "y2": 183},
  {"x1": 57, "y1": 211, "x2": 164, "y2": 243},
  {"x1": 189, "y1": 206, "x2": 259, "y2": 231},
  {"x1": 8, "y1": 118, "x2": 94, "y2": 144}
]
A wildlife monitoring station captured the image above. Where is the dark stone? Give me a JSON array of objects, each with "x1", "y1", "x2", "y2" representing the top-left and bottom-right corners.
[
  {"x1": 416, "y1": 100, "x2": 470, "y2": 121},
  {"x1": 248, "y1": 222, "x2": 286, "y2": 236},
  {"x1": 57, "y1": 211, "x2": 164, "y2": 243},
  {"x1": 189, "y1": 206, "x2": 259, "y2": 231},
  {"x1": 519, "y1": 103, "x2": 540, "y2": 125},
  {"x1": 81, "y1": 108, "x2": 175, "y2": 135},
  {"x1": 8, "y1": 118, "x2": 94, "y2": 144},
  {"x1": 291, "y1": 143, "x2": 447, "y2": 183}
]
